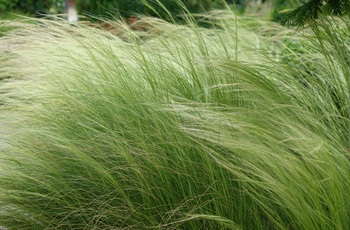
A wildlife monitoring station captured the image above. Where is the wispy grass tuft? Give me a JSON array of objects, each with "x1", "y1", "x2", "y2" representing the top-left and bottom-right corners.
[{"x1": 0, "y1": 10, "x2": 350, "y2": 229}]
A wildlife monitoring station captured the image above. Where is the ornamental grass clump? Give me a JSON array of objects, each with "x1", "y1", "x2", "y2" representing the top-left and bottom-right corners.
[{"x1": 0, "y1": 11, "x2": 350, "y2": 229}]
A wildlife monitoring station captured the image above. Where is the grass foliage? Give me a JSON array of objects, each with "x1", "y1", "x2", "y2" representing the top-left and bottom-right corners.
[{"x1": 1, "y1": 11, "x2": 350, "y2": 229}]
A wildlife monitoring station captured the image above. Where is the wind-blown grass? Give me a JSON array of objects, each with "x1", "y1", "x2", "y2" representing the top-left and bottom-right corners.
[{"x1": 0, "y1": 11, "x2": 350, "y2": 229}]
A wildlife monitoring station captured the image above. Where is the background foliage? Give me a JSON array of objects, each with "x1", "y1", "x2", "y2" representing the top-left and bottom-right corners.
[
  {"x1": 0, "y1": 0, "x2": 19, "y2": 13},
  {"x1": 0, "y1": 0, "x2": 301, "y2": 22},
  {"x1": 280, "y1": 0, "x2": 350, "y2": 25},
  {"x1": 74, "y1": 0, "x2": 225, "y2": 19},
  {"x1": 0, "y1": 0, "x2": 65, "y2": 15}
]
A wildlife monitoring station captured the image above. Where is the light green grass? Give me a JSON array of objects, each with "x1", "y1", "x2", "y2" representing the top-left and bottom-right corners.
[{"x1": 0, "y1": 11, "x2": 350, "y2": 229}]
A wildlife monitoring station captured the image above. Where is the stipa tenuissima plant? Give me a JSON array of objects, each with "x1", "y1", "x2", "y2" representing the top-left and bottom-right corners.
[{"x1": 0, "y1": 11, "x2": 350, "y2": 229}]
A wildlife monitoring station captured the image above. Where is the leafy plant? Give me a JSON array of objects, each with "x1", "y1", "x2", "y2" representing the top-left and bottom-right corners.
[
  {"x1": 0, "y1": 0, "x2": 19, "y2": 12},
  {"x1": 7, "y1": 0, "x2": 65, "y2": 15},
  {"x1": 75, "y1": 0, "x2": 225, "y2": 19},
  {"x1": 280, "y1": 0, "x2": 350, "y2": 26}
]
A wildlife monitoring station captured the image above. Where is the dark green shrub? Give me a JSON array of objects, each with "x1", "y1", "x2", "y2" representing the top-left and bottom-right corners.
[
  {"x1": 18, "y1": 0, "x2": 65, "y2": 14},
  {"x1": 0, "y1": 0, "x2": 64, "y2": 15},
  {"x1": 269, "y1": 0, "x2": 295, "y2": 21},
  {"x1": 75, "y1": 0, "x2": 224, "y2": 19},
  {"x1": 0, "y1": 0, "x2": 19, "y2": 12}
]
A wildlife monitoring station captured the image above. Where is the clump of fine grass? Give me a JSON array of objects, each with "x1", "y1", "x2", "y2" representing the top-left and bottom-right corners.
[{"x1": 0, "y1": 10, "x2": 350, "y2": 229}]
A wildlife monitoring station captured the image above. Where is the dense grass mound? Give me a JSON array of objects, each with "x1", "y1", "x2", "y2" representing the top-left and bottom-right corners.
[{"x1": 1, "y1": 12, "x2": 350, "y2": 229}]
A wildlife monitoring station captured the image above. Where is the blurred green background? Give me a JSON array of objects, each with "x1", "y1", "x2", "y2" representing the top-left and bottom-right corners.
[{"x1": 0, "y1": 0, "x2": 295, "y2": 20}]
